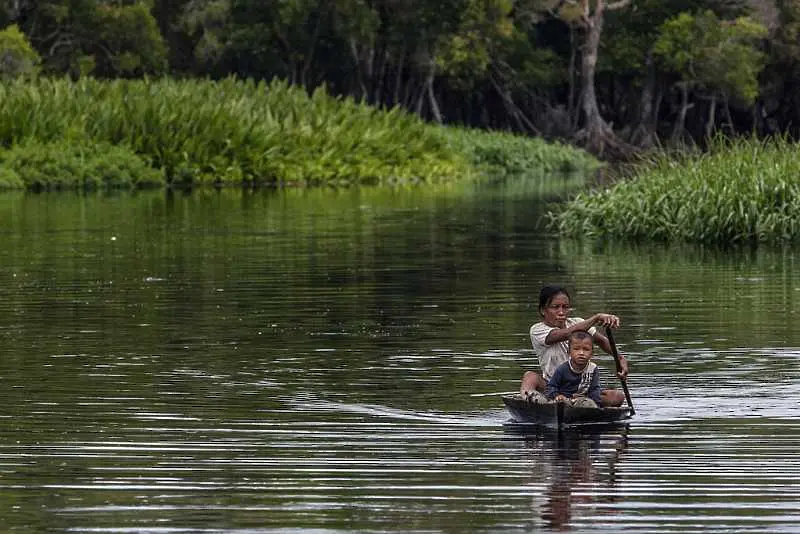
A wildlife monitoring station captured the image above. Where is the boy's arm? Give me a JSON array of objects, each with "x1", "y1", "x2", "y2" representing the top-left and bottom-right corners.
[
  {"x1": 545, "y1": 367, "x2": 561, "y2": 399},
  {"x1": 588, "y1": 368, "x2": 602, "y2": 404}
]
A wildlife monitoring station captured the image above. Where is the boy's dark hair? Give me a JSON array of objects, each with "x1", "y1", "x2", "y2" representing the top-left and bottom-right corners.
[
  {"x1": 568, "y1": 330, "x2": 593, "y2": 347},
  {"x1": 538, "y1": 285, "x2": 571, "y2": 312}
]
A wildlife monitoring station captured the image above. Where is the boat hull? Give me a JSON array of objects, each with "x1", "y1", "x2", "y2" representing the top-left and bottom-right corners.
[{"x1": 502, "y1": 394, "x2": 632, "y2": 429}]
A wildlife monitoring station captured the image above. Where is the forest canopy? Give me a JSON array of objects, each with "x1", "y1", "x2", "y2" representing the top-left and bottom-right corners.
[{"x1": 1, "y1": 1, "x2": 796, "y2": 154}]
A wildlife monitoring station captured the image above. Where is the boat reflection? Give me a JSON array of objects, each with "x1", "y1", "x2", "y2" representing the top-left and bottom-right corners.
[{"x1": 510, "y1": 425, "x2": 629, "y2": 530}]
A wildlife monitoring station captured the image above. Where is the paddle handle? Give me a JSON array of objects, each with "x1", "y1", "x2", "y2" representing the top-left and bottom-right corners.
[{"x1": 605, "y1": 326, "x2": 635, "y2": 415}]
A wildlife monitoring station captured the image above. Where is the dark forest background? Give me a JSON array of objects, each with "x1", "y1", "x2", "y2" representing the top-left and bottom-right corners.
[{"x1": 2, "y1": 1, "x2": 799, "y2": 156}]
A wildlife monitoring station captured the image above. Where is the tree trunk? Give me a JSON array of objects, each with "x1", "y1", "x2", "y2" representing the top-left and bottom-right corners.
[
  {"x1": 5, "y1": 0, "x2": 25, "y2": 21},
  {"x1": 402, "y1": 75, "x2": 414, "y2": 108},
  {"x1": 349, "y1": 38, "x2": 369, "y2": 100},
  {"x1": 301, "y1": 4, "x2": 326, "y2": 89},
  {"x1": 654, "y1": 88, "x2": 664, "y2": 130},
  {"x1": 705, "y1": 94, "x2": 717, "y2": 140},
  {"x1": 373, "y1": 47, "x2": 387, "y2": 105},
  {"x1": 568, "y1": 26, "x2": 578, "y2": 127},
  {"x1": 392, "y1": 47, "x2": 405, "y2": 107},
  {"x1": 723, "y1": 97, "x2": 734, "y2": 134},
  {"x1": 275, "y1": 33, "x2": 298, "y2": 86},
  {"x1": 577, "y1": 2, "x2": 611, "y2": 154},
  {"x1": 490, "y1": 74, "x2": 540, "y2": 134},
  {"x1": 574, "y1": 0, "x2": 633, "y2": 158},
  {"x1": 630, "y1": 53, "x2": 657, "y2": 148},
  {"x1": 426, "y1": 67, "x2": 443, "y2": 123},
  {"x1": 414, "y1": 78, "x2": 425, "y2": 115},
  {"x1": 671, "y1": 82, "x2": 693, "y2": 144}
]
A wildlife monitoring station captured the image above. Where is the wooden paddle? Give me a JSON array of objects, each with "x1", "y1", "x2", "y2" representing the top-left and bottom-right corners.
[{"x1": 605, "y1": 326, "x2": 635, "y2": 415}]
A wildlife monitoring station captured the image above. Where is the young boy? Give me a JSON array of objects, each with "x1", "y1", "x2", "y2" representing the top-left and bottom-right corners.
[{"x1": 545, "y1": 330, "x2": 602, "y2": 408}]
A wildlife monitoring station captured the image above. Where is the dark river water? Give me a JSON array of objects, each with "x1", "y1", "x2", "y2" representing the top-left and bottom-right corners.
[{"x1": 1, "y1": 177, "x2": 800, "y2": 533}]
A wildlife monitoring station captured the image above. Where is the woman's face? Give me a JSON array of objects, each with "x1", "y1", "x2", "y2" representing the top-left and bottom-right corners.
[{"x1": 541, "y1": 292, "x2": 571, "y2": 328}]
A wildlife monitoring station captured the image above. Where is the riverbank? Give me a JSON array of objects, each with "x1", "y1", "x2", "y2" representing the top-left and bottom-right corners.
[
  {"x1": 0, "y1": 77, "x2": 598, "y2": 190},
  {"x1": 549, "y1": 136, "x2": 800, "y2": 245}
]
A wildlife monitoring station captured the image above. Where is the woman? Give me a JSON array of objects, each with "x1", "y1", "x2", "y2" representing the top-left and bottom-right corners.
[{"x1": 521, "y1": 285, "x2": 629, "y2": 407}]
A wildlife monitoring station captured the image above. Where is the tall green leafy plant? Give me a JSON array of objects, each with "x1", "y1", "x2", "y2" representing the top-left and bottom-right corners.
[
  {"x1": 550, "y1": 136, "x2": 800, "y2": 245},
  {"x1": 0, "y1": 24, "x2": 40, "y2": 79}
]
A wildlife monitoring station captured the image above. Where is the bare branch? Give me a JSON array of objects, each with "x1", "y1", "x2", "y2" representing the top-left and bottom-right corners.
[
  {"x1": 607, "y1": 0, "x2": 632, "y2": 11},
  {"x1": 547, "y1": 0, "x2": 569, "y2": 17}
]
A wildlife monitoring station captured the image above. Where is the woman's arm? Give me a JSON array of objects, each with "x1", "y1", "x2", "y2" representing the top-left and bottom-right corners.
[
  {"x1": 593, "y1": 330, "x2": 629, "y2": 379},
  {"x1": 544, "y1": 313, "x2": 620, "y2": 345}
]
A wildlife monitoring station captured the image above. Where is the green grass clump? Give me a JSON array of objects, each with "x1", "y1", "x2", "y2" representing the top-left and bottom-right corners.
[
  {"x1": 549, "y1": 136, "x2": 800, "y2": 245},
  {"x1": 0, "y1": 77, "x2": 472, "y2": 187},
  {"x1": 0, "y1": 141, "x2": 165, "y2": 190},
  {"x1": 0, "y1": 77, "x2": 598, "y2": 188},
  {"x1": 444, "y1": 127, "x2": 601, "y2": 176},
  {"x1": 0, "y1": 166, "x2": 23, "y2": 188}
]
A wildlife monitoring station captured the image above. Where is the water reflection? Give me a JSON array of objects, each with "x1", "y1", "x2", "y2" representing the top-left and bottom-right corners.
[
  {"x1": 3, "y1": 184, "x2": 800, "y2": 532},
  {"x1": 509, "y1": 427, "x2": 629, "y2": 531}
]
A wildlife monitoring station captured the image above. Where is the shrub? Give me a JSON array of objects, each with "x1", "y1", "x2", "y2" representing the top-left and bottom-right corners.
[
  {"x1": 0, "y1": 166, "x2": 22, "y2": 188},
  {"x1": 0, "y1": 25, "x2": 40, "y2": 79},
  {"x1": 444, "y1": 127, "x2": 600, "y2": 176},
  {"x1": 0, "y1": 141, "x2": 165, "y2": 190},
  {"x1": 0, "y1": 77, "x2": 596, "y2": 188},
  {"x1": 0, "y1": 77, "x2": 471, "y2": 186},
  {"x1": 549, "y1": 136, "x2": 800, "y2": 245}
]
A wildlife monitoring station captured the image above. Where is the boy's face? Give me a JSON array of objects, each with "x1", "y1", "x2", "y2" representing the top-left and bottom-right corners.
[{"x1": 569, "y1": 336, "x2": 593, "y2": 369}]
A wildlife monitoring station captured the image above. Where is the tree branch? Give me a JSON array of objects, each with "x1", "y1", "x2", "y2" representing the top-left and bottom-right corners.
[
  {"x1": 489, "y1": 73, "x2": 541, "y2": 135},
  {"x1": 607, "y1": 0, "x2": 632, "y2": 11},
  {"x1": 548, "y1": 0, "x2": 569, "y2": 17}
]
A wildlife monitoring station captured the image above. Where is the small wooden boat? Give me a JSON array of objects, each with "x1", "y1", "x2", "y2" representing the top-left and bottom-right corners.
[{"x1": 502, "y1": 394, "x2": 633, "y2": 429}]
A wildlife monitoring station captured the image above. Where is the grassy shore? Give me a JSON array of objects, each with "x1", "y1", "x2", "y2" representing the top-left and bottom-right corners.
[
  {"x1": 444, "y1": 127, "x2": 600, "y2": 176},
  {"x1": 549, "y1": 136, "x2": 800, "y2": 245},
  {"x1": 0, "y1": 77, "x2": 598, "y2": 190}
]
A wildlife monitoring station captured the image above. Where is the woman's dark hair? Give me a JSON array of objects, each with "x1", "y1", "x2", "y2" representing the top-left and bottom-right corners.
[{"x1": 538, "y1": 285, "x2": 571, "y2": 312}]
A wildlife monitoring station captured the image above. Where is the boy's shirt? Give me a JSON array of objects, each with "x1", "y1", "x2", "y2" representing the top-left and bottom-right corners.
[
  {"x1": 545, "y1": 360, "x2": 601, "y2": 404},
  {"x1": 530, "y1": 319, "x2": 597, "y2": 380}
]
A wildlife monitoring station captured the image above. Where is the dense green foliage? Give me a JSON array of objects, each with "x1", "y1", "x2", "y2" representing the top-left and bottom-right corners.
[
  {"x1": 654, "y1": 11, "x2": 767, "y2": 105},
  {"x1": 2, "y1": 0, "x2": 791, "y2": 147},
  {"x1": 445, "y1": 127, "x2": 600, "y2": 175},
  {"x1": 0, "y1": 141, "x2": 164, "y2": 190},
  {"x1": 0, "y1": 77, "x2": 467, "y2": 186},
  {"x1": 0, "y1": 24, "x2": 39, "y2": 78},
  {"x1": 3, "y1": 0, "x2": 168, "y2": 77},
  {"x1": 0, "y1": 77, "x2": 594, "y2": 188},
  {"x1": 549, "y1": 137, "x2": 800, "y2": 244}
]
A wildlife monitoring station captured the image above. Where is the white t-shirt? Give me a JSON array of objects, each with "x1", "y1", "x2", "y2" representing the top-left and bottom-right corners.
[{"x1": 529, "y1": 318, "x2": 597, "y2": 381}]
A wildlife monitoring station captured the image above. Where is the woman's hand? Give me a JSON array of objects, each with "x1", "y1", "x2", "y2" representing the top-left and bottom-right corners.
[
  {"x1": 554, "y1": 394, "x2": 567, "y2": 402},
  {"x1": 593, "y1": 313, "x2": 620, "y2": 328},
  {"x1": 617, "y1": 355, "x2": 629, "y2": 380}
]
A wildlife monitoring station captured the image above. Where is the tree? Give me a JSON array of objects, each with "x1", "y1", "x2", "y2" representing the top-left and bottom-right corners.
[
  {"x1": 0, "y1": 0, "x2": 34, "y2": 26},
  {"x1": 0, "y1": 23, "x2": 39, "y2": 78},
  {"x1": 488, "y1": 25, "x2": 564, "y2": 134},
  {"x1": 550, "y1": 0, "x2": 635, "y2": 157},
  {"x1": 13, "y1": 0, "x2": 167, "y2": 77},
  {"x1": 177, "y1": 0, "x2": 230, "y2": 72},
  {"x1": 432, "y1": 0, "x2": 518, "y2": 122},
  {"x1": 221, "y1": 0, "x2": 335, "y2": 85},
  {"x1": 654, "y1": 10, "x2": 767, "y2": 142},
  {"x1": 763, "y1": 0, "x2": 800, "y2": 135},
  {"x1": 600, "y1": 0, "x2": 750, "y2": 147},
  {"x1": 93, "y1": 2, "x2": 168, "y2": 76}
]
